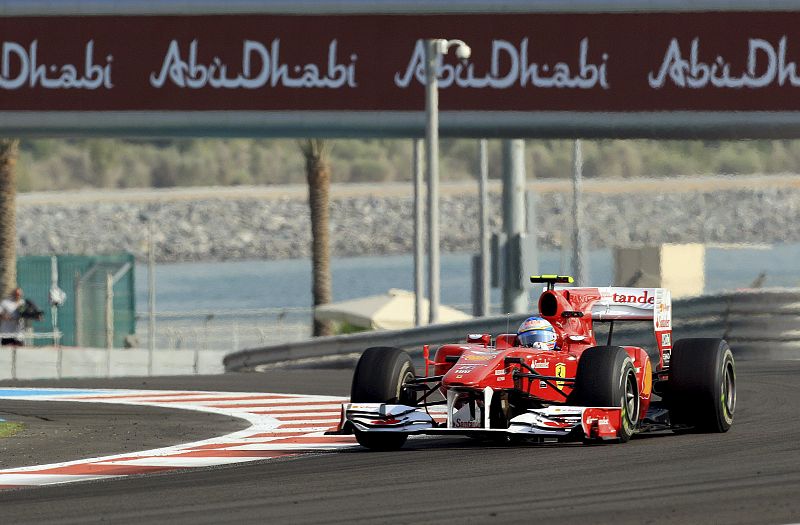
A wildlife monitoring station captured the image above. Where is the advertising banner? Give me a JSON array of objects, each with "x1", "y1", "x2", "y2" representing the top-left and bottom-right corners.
[{"x1": 2, "y1": 12, "x2": 800, "y2": 112}]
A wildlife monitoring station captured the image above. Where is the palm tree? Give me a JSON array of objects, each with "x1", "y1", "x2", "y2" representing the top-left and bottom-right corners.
[
  {"x1": 0, "y1": 139, "x2": 19, "y2": 298},
  {"x1": 299, "y1": 139, "x2": 334, "y2": 337}
]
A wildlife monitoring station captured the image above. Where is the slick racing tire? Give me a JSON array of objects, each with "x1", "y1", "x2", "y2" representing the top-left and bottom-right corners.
[
  {"x1": 350, "y1": 347, "x2": 415, "y2": 450},
  {"x1": 571, "y1": 346, "x2": 639, "y2": 443},
  {"x1": 668, "y1": 338, "x2": 735, "y2": 433}
]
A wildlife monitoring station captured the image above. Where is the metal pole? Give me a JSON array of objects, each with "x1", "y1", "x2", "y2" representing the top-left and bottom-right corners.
[
  {"x1": 74, "y1": 271, "x2": 82, "y2": 347},
  {"x1": 413, "y1": 138, "x2": 425, "y2": 326},
  {"x1": 572, "y1": 139, "x2": 589, "y2": 285},
  {"x1": 478, "y1": 139, "x2": 490, "y2": 316},
  {"x1": 525, "y1": 188, "x2": 539, "y2": 282},
  {"x1": 105, "y1": 271, "x2": 113, "y2": 377},
  {"x1": 50, "y1": 256, "x2": 62, "y2": 377},
  {"x1": 148, "y1": 220, "x2": 156, "y2": 375},
  {"x1": 425, "y1": 39, "x2": 441, "y2": 324},
  {"x1": 52, "y1": 304, "x2": 59, "y2": 345},
  {"x1": 501, "y1": 139, "x2": 528, "y2": 313},
  {"x1": 50, "y1": 255, "x2": 57, "y2": 340},
  {"x1": 55, "y1": 307, "x2": 62, "y2": 378}
]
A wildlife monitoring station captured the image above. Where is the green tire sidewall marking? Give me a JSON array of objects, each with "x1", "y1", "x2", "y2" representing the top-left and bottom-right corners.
[
  {"x1": 621, "y1": 402, "x2": 632, "y2": 433},
  {"x1": 721, "y1": 351, "x2": 735, "y2": 423},
  {"x1": 620, "y1": 358, "x2": 636, "y2": 435}
]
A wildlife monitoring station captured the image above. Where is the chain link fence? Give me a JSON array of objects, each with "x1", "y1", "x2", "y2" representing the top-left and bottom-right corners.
[
  {"x1": 17, "y1": 254, "x2": 135, "y2": 348},
  {"x1": 134, "y1": 307, "x2": 313, "y2": 351}
]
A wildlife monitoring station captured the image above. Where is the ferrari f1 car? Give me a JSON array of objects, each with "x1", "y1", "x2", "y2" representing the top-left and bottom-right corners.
[{"x1": 331, "y1": 275, "x2": 736, "y2": 450}]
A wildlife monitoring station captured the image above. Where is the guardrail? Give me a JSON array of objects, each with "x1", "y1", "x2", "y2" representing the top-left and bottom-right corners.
[
  {"x1": 223, "y1": 314, "x2": 530, "y2": 371},
  {"x1": 223, "y1": 289, "x2": 800, "y2": 370},
  {"x1": 674, "y1": 290, "x2": 800, "y2": 359}
]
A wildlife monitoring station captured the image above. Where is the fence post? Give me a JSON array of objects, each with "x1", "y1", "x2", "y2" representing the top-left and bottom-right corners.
[
  {"x1": 50, "y1": 255, "x2": 60, "y2": 350},
  {"x1": 74, "y1": 271, "x2": 82, "y2": 347},
  {"x1": 105, "y1": 271, "x2": 114, "y2": 377},
  {"x1": 57, "y1": 345, "x2": 62, "y2": 379},
  {"x1": 148, "y1": 219, "x2": 156, "y2": 375}
]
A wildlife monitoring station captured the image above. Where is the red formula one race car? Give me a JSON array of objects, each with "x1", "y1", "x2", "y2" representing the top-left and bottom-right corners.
[{"x1": 332, "y1": 275, "x2": 736, "y2": 450}]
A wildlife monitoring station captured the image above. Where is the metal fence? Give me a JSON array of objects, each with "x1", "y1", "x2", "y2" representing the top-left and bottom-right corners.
[
  {"x1": 133, "y1": 303, "x2": 477, "y2": 352},
  {"x1": 224, "y1": 289, "x2": 800, "y2": 370},
  {"x1": 134, "y1": 307, "x2": 313, "y2": 351},
  {"x1": 17, "y1": 254, "x2": 136, "y2": 348}
]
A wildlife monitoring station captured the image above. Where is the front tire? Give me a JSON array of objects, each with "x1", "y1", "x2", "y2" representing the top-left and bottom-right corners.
[
  {"x1": 572, "y1": 346, "x2": 639, "y2": 443},
  {"x1": 350, "y1": 347, "x2": 415, "y2": 450},
  {"x1": 668, "y1": 338, "x2": 735, "y2": 433}
]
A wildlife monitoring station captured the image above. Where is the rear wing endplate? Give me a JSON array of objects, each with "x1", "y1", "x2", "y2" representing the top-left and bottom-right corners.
[{"x1": 588, "y1": 287, "x2": 673, "y2": 368}]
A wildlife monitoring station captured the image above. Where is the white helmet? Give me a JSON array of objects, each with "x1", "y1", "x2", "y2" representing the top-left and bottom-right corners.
[{"x1": 517, "y1": 316, "x2": 557, "y2": 350}]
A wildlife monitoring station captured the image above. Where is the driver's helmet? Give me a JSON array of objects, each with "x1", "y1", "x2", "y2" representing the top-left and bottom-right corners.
[{"x1": 517, "y1": 316, "x2": 557, "y2": 350}]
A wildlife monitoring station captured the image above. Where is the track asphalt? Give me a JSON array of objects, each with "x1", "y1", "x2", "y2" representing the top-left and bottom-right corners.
[
  {"x1": 0, "y1": 398, "x2": 248, "y2": 470},
  {"x1": 0, "y1": 361, "x2": 797, "y2": 524}
]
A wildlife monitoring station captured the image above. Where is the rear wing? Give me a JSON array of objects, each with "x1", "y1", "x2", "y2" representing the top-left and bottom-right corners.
[
  {"x1": 588, "y1": 287, "x2": 671, "y2": 325},
  {"x1": 578, "y1": 286, "x2": 673, "y2": 368},
  {"x1": 562, "y1": 286, "x2": 671, "y2": 326},
  {"x1": 530, "y1": 277, "x2": 671, "y2": 326}
]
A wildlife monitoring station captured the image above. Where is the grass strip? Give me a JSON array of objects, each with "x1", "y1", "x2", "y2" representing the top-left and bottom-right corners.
[{"x1": 0, "y1": 422, "x2": 24, "y2": 438}]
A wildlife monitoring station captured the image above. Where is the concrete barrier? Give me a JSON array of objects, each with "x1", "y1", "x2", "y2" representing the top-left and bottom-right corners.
[{"x1": 0, "y1": 347, "x2": 229, "y2": 380}]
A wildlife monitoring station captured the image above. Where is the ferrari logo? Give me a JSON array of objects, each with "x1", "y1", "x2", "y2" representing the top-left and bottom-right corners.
[{"x1": 555, "y1": 363, "x2": 566, "y2": 389}]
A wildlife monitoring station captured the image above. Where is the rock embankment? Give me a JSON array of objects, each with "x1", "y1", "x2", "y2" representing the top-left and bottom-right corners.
[{"x1": 16, "y1": 177, "x2": 800, "y2": 262}]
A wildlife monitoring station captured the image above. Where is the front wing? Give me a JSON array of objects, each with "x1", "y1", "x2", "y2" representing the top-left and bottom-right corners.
[{"x1": 333, "y1": 402, "x2": 623, "y2": 441}]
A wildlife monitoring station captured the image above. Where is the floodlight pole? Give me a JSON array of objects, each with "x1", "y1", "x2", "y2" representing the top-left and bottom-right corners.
[
  {"x1": 572, "y1": 139, "x2": 589, "y2": 285},
  {"x1": 502, "y1": 139, "x2": 528, "y2": 313},
  {"x1": 413, "y1": 138, "x2": 425, "y2": 326},
  {"x1": 477, "y1": 139, "x2": 490, "y2": 317},
  {"x1": 424, "y1": 39, "x2": 441, "y2": 324}
]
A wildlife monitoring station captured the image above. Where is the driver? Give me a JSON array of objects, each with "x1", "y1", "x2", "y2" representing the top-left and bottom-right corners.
[{"x1": 517, "y1": 316, "x2": 557, "y2": 350}]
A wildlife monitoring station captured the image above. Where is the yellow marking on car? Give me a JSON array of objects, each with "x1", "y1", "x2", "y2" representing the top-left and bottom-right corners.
[{"x1": 555, "y1": 363, "x2": 567, "y2": 389}]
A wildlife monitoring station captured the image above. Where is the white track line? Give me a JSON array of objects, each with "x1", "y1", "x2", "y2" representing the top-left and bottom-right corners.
[{"x1": 0, "y1": 388, "x2": 358, "y2": 489}]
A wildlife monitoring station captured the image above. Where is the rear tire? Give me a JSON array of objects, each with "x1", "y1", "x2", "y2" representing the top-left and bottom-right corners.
[
  {"x1": 572, "y1": 346, "x2": 639, "y2": 443},
  {"x1": 350, "y1": 347, "x2": 415, "y2": 450},
  {"x1": 668, "y1": 338, "x2": 735, "y2": 433}
]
